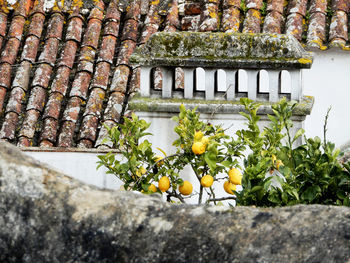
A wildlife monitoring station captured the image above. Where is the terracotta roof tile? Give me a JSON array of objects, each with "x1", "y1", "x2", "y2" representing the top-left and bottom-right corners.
[
  {"x1": 8, "y1": 15, "x2": 25, "y2": 41},
  {"x1": 266, "y1": 0, "x2": 284, "y2": 14},
  {"x1": 82, "y1": 18, "x2": 103, "y2": 49},
  {"x1": 285, "y1": 12, "x2": 304, "y2": 41},
  {"x1": 1, "y1": 38, "x2": 21, "y2": 64},
  {"x1": 153, "y1": 67, "x2": 163, "y2": 90},
  {"x1": 175, "y1": 67, "x2": 185, "y2": 90},
  {"x1": 332, "y1": 0, "x2": 349, "y2": 13},
  {"x1": 77, "y1": 138, "x2": 94, "y2": 148},
  {"x1": 6, "y1": 87, "x2": 25, "y2": 114},
  {"x1": 263, "y1": 10, "x2": 285, "y2": 34},
  {"x1": 17, "y1": 136, "x2": 33, "y2": 147},
  {"x1": 103, "y1": 91, "x2": 125, "y2": 121},
  {"x1": 307, "y1": 12, "x2": 327, "y2": 48},
  {"x1": 30, "y1": 0, "x2": 45, "y2": 15},
  {"x1": 243, "y1": 8, "x2": 262, "y2": 33},
  {"x1": 0, "y1": 12, "x2": 7, "y2": 37},
  {"x1": 39, "y1": 117, "x2": 57, "y2": 145},
  {"x1": 58, "y1": 40, "x2": 79, "y2": 68},
  {"x1": 309, "y1": 0, "x2": 328, "y2": 14},
  {"x1": 50, "y1": 66, "x2": 71, "y2": 95},
  {"x1": 69, "y1": 71, "x2": 92, "y2": 100},
  {"x1": 26, "y1": 86, "x2": 47, "y2": 111},
  {"x1": 288, "y1": 0, "x2": 308, "y2": 16},
  {"x1": 103, "y1": 20, "x2": 120, "y2": 37},
  {"x1": 43, "y1": 92, "x2": 64, "y2": 120},
  {"x1": 144, "y1": 3, "x2": 161, "y2": 25},
  {"x1": 83, "y1": 87, "x2": 105, "y2": 118},
  {"x1": 90, "y1": 61, "x2": 111, "y2": 90},
  {"x1": 181, "y1": 15, "x2": 200, "y2": 31},
  {"x1": 139, "y1": 22, "x2": 159, "y2": 44},
  {"x1": 46, "y1": 13, "x2": 64, "y2": 40},
  {"x1": 221, "y1": 6, "x2": 241, "y2": 33},
  {"x1": 21, "y1": 35, "x2": 40, "y2": 63},
  {"x1": 110, "y1": 65, "x2": 130, "y2": 93},
  {"x1": 0, "y1": 63, "x2": 13, "y2": 89},
  {"x1": 62, "y1": 96, "x2": 82, "y2": 123},
  {"x1": 88, "y1": 6, "x2": 104, "y2": 21},
  {"x1": 185, "y1": 2, "x2": 201, "y2": 15},
  {"x1": 329, "y1": 10, "x2": 348, "y2": 44},
  {"x1": 13, "y1": 0, "x2": 31, "y2": 17},
  {"x1": 246, "y1": 0, "x2": 264, "y2": 10},
  {"x1": 38, "y1": 38, "x2": 61, "y2": 66},
  {"x1": 129, "y1": 67, "x2": 140, "y2": 93},
  {"x1": 117, "y1": 39, "x2": 137, "y2": 65},
  {"x1": 105, "y1": 0, "x2": 121, "y2": 21},
  {"x1": 121, "y1": 19, "x2": 139, "y2": 42},
  {"x1": 0, "y1": 87, "x2": 6, "y2": 110},
  {"x1": 97, "y1": 35, "x2": 117, "y2": 64},
  {"x1": 65, "y1": 16, "x2": 84, "y2": 42},
  {"x1": 125, "y1": 0, "x2": 141, "y2": 21},
  {"x1": 17, "y1": 109, "x2": 41, "y2": 141},
  {"x1": 199, "y1": 3, "x2": 219, "y2": 32},
  {"x1": 12, "y1": 61, "x2": 31, "y2": 91},
  {"x1": 164, "y1": 0, "x2": 180, "y2": 31},
  {"x1": 57, "y1": 120, "x2": 76, "y2": 147},
  {"x1": 0, "y1": 112, "x2": 19, "y2": 141}
]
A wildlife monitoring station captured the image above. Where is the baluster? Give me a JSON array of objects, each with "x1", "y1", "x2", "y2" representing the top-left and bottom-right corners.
[
  {"x1": 140, "y1": 66, "x2": 152, "y2": 97},
  {"x1": 161, "y1": 67, "x2": 173, "y2": 98},
  {"x1": 269, "y1": 70, "x2": 280, "y2": 102},
  {"x1": 226, "y1": 69, "x2": 236, "y2": 100},
  {"x1": 290, "y1": 69, "x2": 302, "y2": 101},
  {"x1": 205, "y1": 69, "x2": 215, "y2": 100},
  {"x1": 246, "y1": 70, "x2": 259, "y2": 100},
  {"x1": 184, "y1": 68, "x2": 194, "y2": 99}
]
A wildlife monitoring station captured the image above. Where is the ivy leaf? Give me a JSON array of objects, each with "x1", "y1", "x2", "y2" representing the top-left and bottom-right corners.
[{"x1": 301, "y1": 185, "x2": 321, "y2": 202}]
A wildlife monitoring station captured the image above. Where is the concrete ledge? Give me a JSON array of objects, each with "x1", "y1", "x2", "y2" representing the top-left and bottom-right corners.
[
  {"x1": 130, "y1": 32, "x2": 314, "y2": 69},
  {"x1": 129, "y1": 95, "x2": 314, "y2": 117}
]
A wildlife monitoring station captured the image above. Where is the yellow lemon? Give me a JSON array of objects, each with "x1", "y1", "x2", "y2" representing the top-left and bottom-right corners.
[
  {"x1": 228, "y1": 168, "x2": 242, "y2": 185},
  {"x1": 179, "y1": 181, "x2": 193, "y2": 196},
  {"x1": 194, "y1": 131, "x2": 204, "y2": 141},
  {"x1": 223, "y1": 181, "x2": 236, "y2": 195},
  {"x1": 140, "y1": 166, "x2": 147, "y2": 175},
  {"x1": 158, "y1": 176, "x2": 170, "y2": 192},
  {"x1": 201, "y1": 175, "x2": 214, "y2": 187},
  {"x1": 201, "y1": 136, "x2": 209, "y2": 145},
  {"x1": 192, "y1": 142, "x2": 206, "y2": 155},
  {"x1": 148, "y1": 184, "x2": 157, "y2": 193}
]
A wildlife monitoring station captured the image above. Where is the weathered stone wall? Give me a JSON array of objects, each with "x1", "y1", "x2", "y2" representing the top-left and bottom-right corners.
[{"x1": 0, "y1": 141, "x2": 349, "y2": 263}]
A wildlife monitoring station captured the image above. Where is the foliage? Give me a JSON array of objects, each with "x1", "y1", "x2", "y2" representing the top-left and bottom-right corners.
[{"x1": 98, "y1": 99, "x2": 350, "y2": 207}]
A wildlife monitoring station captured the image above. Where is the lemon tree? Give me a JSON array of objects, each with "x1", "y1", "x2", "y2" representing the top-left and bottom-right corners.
[{"x1": 98, "y1": 99, "x2": 350, "y2": 207}]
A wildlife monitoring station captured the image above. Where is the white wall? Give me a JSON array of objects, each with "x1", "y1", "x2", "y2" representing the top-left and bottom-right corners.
[{"x1": 303, "y1": 50, "x2": 350, "y2": 148}]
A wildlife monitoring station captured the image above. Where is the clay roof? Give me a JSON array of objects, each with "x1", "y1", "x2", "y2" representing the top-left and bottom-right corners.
[{"x1": 0, "y1": 0, "x2": 348, "y2": 149}]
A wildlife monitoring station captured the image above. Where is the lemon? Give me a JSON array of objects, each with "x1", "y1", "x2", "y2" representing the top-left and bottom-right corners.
[
  {"x1": 148, "y1": 184, "x2": 157, "y2": 193},
  {"x1": 201, "y1": 136, "x2": 209, "y2": 145},
  {"x1": 223, "y1": 181, "x2": 236, "y2": 195},
  {"x1": 228, "y1": 168, "x2": 242, "y2": 185},
  {"x1": 179, "y1": 180, "x2": 193, "y2": 195},
  {"x1": 194, "y1": 131, "x2": 204, "y2": 141},
  {"x1": 201, "y1": 174, "x2": 214, "y2": 187},
  {"x1": 158, "y1": 176, "x2": 170, "y2": 192},
  {"x1": 192, "y1": 141, "x2": 206, "y2": 155},
  {"x1": 140, "y1": 166, "x2": 147, "y2": 175}
]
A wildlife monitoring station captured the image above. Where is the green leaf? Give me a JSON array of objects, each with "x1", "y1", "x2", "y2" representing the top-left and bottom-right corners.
[{"x1": 301, "y1": 185, "x2": 321, "y2": 202}]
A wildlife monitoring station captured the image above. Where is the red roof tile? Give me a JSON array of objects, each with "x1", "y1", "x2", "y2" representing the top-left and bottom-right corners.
[{"x1": 90, "y1": 61, "x2": 111, "y2": 90}]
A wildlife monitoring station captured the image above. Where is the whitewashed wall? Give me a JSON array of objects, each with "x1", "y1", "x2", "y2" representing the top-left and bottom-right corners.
[{"x1": 303, "y1": 50, "x2": 350, "y2": 148}]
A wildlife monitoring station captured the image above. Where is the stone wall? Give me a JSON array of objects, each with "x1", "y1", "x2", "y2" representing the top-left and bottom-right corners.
[{"x1": 0, "y1": 141, "x2": 349, "y2": 262}]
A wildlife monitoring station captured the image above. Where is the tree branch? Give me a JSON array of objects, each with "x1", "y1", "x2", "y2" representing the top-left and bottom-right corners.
[{"x1": 207, "y1": 196, "x2": 236, "y2": 203}]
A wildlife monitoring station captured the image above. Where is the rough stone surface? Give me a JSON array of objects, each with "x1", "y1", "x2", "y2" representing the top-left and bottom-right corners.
[
  {"x1": 0, "y1": 141, "x2": 349, "y2": 263},
  {"x1": 130, "y1": 32, "x2": 314, "y2": 69}
]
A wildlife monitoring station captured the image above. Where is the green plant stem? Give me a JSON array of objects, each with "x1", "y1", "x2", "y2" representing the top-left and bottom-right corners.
[
  {"x1": 199, "y1": 185, "x2": 203, "y2": 204},
  {"x1": 323, "y1": 107, "x2": 331, "y2": 149}
]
